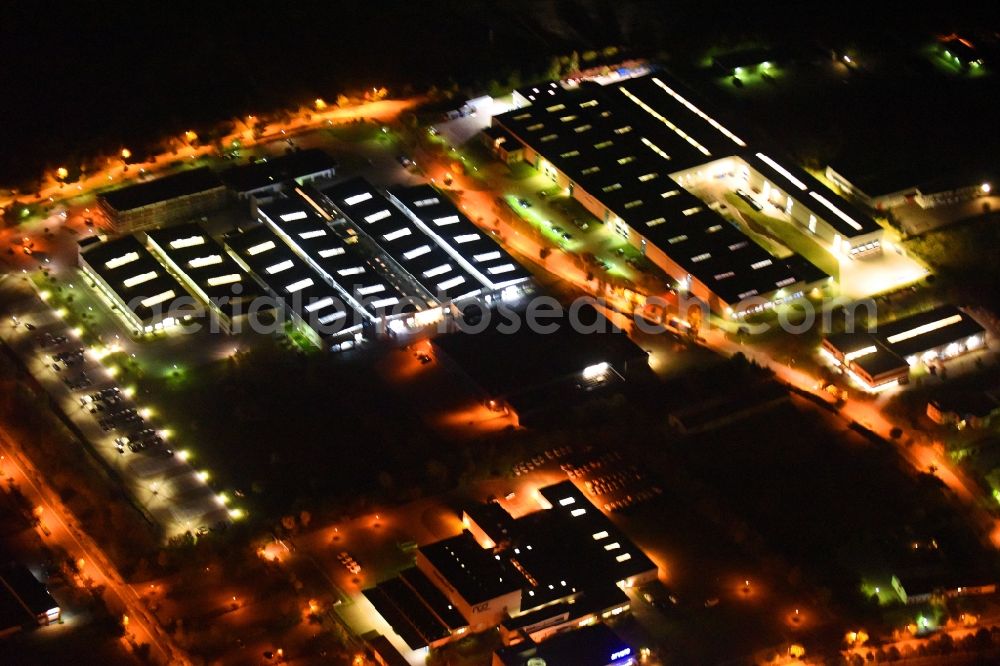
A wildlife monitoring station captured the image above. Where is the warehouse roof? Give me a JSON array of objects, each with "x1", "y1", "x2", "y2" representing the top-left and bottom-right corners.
[
  {"x1": 99, "y1": 167, "x2": 223, "y2": 212},
  {"x1": 145, "y1": 223, "x2": 266, "y2": 319},
  {"x1": 851, "y1": 345, "x2": 908, "y2": 379},
  {"x1": 526, "y1": 481, "x2": 658, "y2": 594},
  {"x1": 433, "y1": 304, "x2": 647, "y2": 400},
  {"x1": 874, "y1": 304, "x2": 985, "y2": 359},
  {"x1": 224, "y1": 224, "x2": 361, "y2": 338},
  {"x1": 437, "y1": 482, "x2": 657, "y2": 613},
  {"x1": 419, "y1": 531, "x2": 525, "y2": 606},
  {"x1": 219, "y1": 149, "x2": 337, "y2": 193},
  {"x1": 824, "y1": 305, "x2": 985, "y2": 372},
  {"x1": 743, "y1": 152, "x2": 881, "y2": 237},
  {"x1": 492, "y1": 75, "x2": 840, "y2": 305},
  {"x1": 0, "y1": 565, "x2": 58, "y2": 629},
  {"x1": 321, "y1": 178, "x2": 483, "y2": 302},
  {"x1": 388, "y1": 184, "x2": 532, "y2": 290},
  {"x1": 79, "y1": 235, "x2": 196, "y2": 324},
  {"x1": 257, "y1": 195, "x2": 410, "y2": 317}
]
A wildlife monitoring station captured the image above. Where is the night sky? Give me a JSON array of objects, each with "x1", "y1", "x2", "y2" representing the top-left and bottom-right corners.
[{"x1": 2, "y1": 2, "x2": 998, "y2": 184}]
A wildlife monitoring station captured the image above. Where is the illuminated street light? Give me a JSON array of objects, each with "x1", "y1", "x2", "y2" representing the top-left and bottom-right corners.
[
  {"x1": 56, "y1": 167, "x2": 69, "y2": 181},
  {"x1": 184, "y1": 130, "x2": 198, "y2": 143},
  {"x1": 314, "y1": 98, "x2": 327, "y2": 111},
  {"x1": 120, "y1": 148, "x2": 132, "y2": 160},
  {"x1": 981, "y1": 182, "x2": 992, "y2": 194}
]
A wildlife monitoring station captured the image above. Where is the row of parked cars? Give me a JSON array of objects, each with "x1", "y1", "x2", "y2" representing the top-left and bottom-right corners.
[
  {"x1": 44, "y1": 339, "x2": 94, "y2": 390},
  {"x1": 337, "y1": 551, "x2": 362, "y2": 575},
  {"x1": 37, "y1": 327, "x2": 171, "y2": 458},
  {"x1": 510, "y1": 445, "x2": 573, "y2": 476}
]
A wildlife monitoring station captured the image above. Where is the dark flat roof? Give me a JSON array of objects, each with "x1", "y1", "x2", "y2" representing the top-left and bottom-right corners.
[
  {"x1": 453, "y1": 482, "x2": 656, "y2": 613},
  {"x1": 0, "y1": 565, "x2": 57, "y2": 626},
  {"x1": 824, "y1": 305, "x2": 985, "y2": 368},
  {"x1": 482, "y1": 125, "x2": 518, "y2": 145},
  {"x1": 433, "y1": 305, "x2": 647, "y2": 399},
  {"x1": 362, "y1": 586, "x2": 427, "y2": 651},
  {"x1": 852, "y1": 345, "x2": 908, "y2": 378},
  {"x1": 463, "y1": 501, "x2": 517, "y2": 545},
  {"x1": 99, "y1": 167, "x2": 223, "y2": 212},
  {"x1": 399, "y1": 568, "x2": 468, "y2": 630},
  {"x1": 367, "y1": 635, "x2": 411, "y2": 666},
  {"x1": 219, "y1": 148, "x2": 337, "y2": 193},
  {"x1": 869, "y1": 304, "x2": 985, "y2": 361},
  {"x1": 418, "y1": 531, "x2": 525, "y2": 606},
  {"x1": 501, "y1": 586, "x2": 628, "y2": 632}
]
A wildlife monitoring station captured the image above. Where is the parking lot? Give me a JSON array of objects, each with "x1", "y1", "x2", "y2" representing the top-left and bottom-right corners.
[{"x1": 1, "y1": 277, "x2": 231, "y2": 539}]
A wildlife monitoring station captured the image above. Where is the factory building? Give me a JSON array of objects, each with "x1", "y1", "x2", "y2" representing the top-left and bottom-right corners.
[
  {"x1": 98, "y1": 167, "x2": 227, "y2": 232},
  {"x1": 225, "y1": 223, "x2": 364, "y2": 349},
  {"x1": 491, "y1": 73, "x2": 884, "y2": 316},
  {"x1": 145, "y1": 222, "x2": 268, "y2": 333},
  {"x1": 219, "y1": 148, "x2": 337, "y2": 205},
  {"x1": 362, "y1": 481, "x2": 657, "y2": 651},
  {"x1": 822, "y1": 304, "x2": 987, "y2": 390},
  {"x1": 0, "y1": 565, "x2": 61, "y2": 637},
  {"x1": 78, "y1": 234, "x2": 200, "y2": 334}
]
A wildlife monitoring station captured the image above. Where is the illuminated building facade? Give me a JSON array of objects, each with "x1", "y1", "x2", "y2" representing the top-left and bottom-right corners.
[
  {"x1": 98, "y1": 167, "x2": 227, "y2": 232},
  {"x1": 822, "y1": 304, "x2": 986, "y2": 390},
  {"x1": 78, "y1": 234, "x2": 200, "y2": 334}
]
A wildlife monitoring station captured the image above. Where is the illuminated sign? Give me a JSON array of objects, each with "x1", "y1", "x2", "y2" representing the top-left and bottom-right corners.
[{"x1": 611, "y1": 648, "x2": 632, "y2": 660}]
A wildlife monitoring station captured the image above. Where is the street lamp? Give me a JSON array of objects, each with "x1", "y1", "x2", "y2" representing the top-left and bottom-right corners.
[
  {"x1": 981, "y1": 182, "x2": 992, "y2": 195},
  {"x1": 56, "y1": 167, "x2": 69, "y2": 181},
  {"x1": 120, "y1": 148, "x2": 132, "y2": 160}
]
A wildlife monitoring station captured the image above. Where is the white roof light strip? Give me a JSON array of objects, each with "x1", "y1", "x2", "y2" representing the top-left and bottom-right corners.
[
  {"x1": 808, "y1": 192, "x2": 863, "y2": 231},
  {"x1": 246, "y1": 240, "x2": 276, "y2": 256},
  {"x1": 885, "y1": 314, "x2": 964, "y2": 345},
  {"x1": 284, "y1": 278, "x2": 313, "y2": 293},
  {"x1": 188, "y1": 255, "x2": 223, "y2": 268},
  {"x1": 169, "y1": 235, "x2": 205, "y2": 249},
  {"x1": 265, "y1": 260, "x2": 294, "y2": 274},
  {"x1": 343, "y1": 192, "x2": 373, "y2": 206},
  {"x1": 620, "y1": 87, "x2": 711, "y2": 156},
  {"x1": 122, "y1": 271, "x2": 157, "y2": 288},
  {"x1": 383, "y1": 227, "x2": 412, "y2": 242},
  {"x1": 652, "y1": 77, "x2": 746, "y2": 146},
  {"x1": 140, "y1": 290, "x2": 175, "y2": 308},
  {"x1": 755, "y1": 153, "x2": 808, "y2": 190},
  {"x1": 206, "y1": 274, "x2": 241, "y2": 287},
  {"x1": 105, "y1": 252, "x2": 140, "y2": 270}
]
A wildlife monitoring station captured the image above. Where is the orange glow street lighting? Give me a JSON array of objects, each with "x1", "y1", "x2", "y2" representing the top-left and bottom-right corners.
[
  {"x1": 56, "y1": 167, "x2": 69, "y2": 181},
  {"x1": 314, "y1": 98, "x2": 327, "y2": 111},
  {"x1": 120, "y1": 148, "x2": 132, "y2": 160}
]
